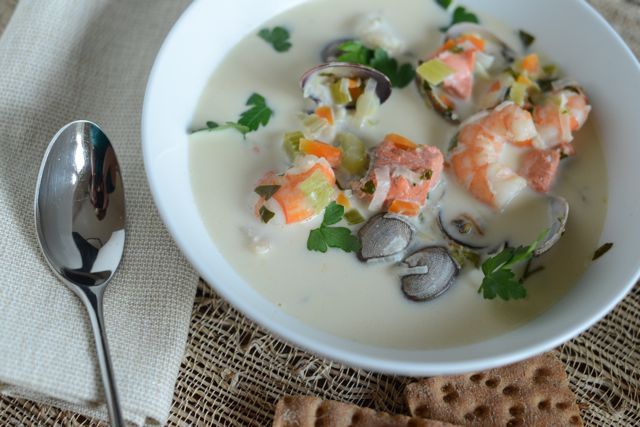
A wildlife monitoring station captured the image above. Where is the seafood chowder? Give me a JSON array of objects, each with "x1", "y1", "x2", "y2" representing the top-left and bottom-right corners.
[{"x1": 188, "y1": 0, "x2": 607, "y2": 349}]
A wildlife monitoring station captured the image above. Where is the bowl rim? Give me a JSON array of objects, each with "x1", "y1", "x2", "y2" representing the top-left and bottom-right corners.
[{"x1": 142, "y1": 0, "x2": 640, "y2": 375}]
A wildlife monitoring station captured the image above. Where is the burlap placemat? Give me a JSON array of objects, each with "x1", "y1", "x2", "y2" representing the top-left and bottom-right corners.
[{"x1": 1, "y1": 0, "x2": 638, "y2": 425}]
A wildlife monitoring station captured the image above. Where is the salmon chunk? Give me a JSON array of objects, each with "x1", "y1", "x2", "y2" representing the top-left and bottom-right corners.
[{"x1": 519, "y1": 148, "x2": 560, "y2": 193}]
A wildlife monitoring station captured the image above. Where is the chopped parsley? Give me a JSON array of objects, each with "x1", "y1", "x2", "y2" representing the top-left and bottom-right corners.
[
  {"x1": 259, "y1": 206, "x2": 275, "y2": 223},
  {"x1": 441, "y1": 6, "x2": 479, "y2": 32},
  {"x1": 478, "y1": 230, "x2": 547, "y2": 301},
  {"x1": 258, "y1": 26, "x2": 292, "y2": 52},
  {"x1": 592, "y1": 242, "x2": 613, "y2": 261},
  {"x1": 307, "y1": 202, "x2": 361, "y2": 253},
  {"x1": 361, "y1": 180, "x2": 376, "y2": 194},
  {"x1": 421, "y1": 169, "x2": 433, "y2": 180},
  {"x1": 336, "y1": 41, "x2": 415, "y2": 88},
  {"x1": 435, "y1": 0, "x2": 453, "y2": 10},
  {"x1": 518, "y1": 29, "x2": 536, "y2": 49},
  {"x1": 254, "y1": 185, "x2": 281, "y2": 200},
  {"x1": 193, "y1": 93, "x2": 273, "y2": 137}
]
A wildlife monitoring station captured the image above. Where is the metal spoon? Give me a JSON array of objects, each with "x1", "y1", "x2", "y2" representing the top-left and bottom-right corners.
[{"x1": 34, "y1": 120, "x2": 125, "y2": 427}]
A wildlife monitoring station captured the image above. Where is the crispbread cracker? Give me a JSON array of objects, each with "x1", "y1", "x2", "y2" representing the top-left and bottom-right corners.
[
  {"x1": 405, "y1": 353, "x2": 583, "y2": 426},
  {"x1": 273, "y1": 395, "x2": 460, "y2": 427}
]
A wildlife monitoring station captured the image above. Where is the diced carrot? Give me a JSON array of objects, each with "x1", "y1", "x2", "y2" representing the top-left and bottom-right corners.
[
  {"x1": 439, "y1": 39, "x2": 457, "y2": 53},
  {"x1": 349, "y1": 85, "x2": 363, "y2": 101},
  {"x1": 336, "y1": 192, "x2": 350, "y2": 208},
  {"x1": 384, "y1": 133, "x2": 418, "y2": 150},
  {"x1": 439, "y1": 93, "x2": 455, "y2": 109},
  {"x1": 521, "y1": 54, "x2": 539, "y2": 75},
  {"x1": 489, "y1": 80, "x2": 502, "y2": 93},
  {"x1": 347, "y1": 78, "x2": 360, "y2": 88},
  {"x1": 299, "y1": 139, "x2": 342, "y2": 167},
  {"x1": 388, "y1": 200, "x2": 421, "y2": 216},
  {"x1": 315, "y1": 106, "x2": 334, "y2": 125},
  {"x1": 458, "y1": 34, "x2": 485, "y2": 51}
]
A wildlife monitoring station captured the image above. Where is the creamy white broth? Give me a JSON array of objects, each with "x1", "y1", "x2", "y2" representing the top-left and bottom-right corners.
[{"x1": 188, "y1": 0, "x2": 607, "y2": 349}]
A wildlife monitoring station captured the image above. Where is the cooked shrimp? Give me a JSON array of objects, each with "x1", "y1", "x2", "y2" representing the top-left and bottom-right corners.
[
  {"x1": 533, "y1": 89, "x2": 591, "y2": 150},
  {"x1": 255, "y1": 156, "x2": 336, "y2": 224},
  {"x1": 449, "y1": 102, "x2": 536, "y2": 209},
  {"x1": 357, "y1": 134, "x2": 444, "y2": 215}
]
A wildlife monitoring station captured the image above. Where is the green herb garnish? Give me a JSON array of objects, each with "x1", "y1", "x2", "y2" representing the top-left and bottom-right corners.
[
  {"x1": 421, "y1": 169, "x2": 433, "y2": 180},
  {"x1": 307, "y1": 202, "x2": 361, "y2": 253},
  {"x1": 441, "y1": 6, "x2": 479, "y2": 32},
  {"x1": 592, "y1": 242, "x2": 613, "y2": 261},
  {"x1": 478, "y1": 230, "x2": 547, "y2": 300},
  {"x1": 518, "y1": 29, "x2": 536, "y2": 49},
  {"x1": 254, "y1": 185, "x2": 281, "y2": 200},
  {"x1": 370, "y1": 48, "x2": 416, "y2": 88},
  {"x1": 238, "y1": 93, "x2": 273, "y2": 132},
  {"x1": 336, "y1": 41, "x2": 415, "y2": 88},
  {"x1": 259, "y1": 206, "x2": 275, "y2": 223},
  {"x1": 435, "y1": 0, "x2": 453, "y2": 10},
  {"x1": 361, "y1": 180, "x2": 376, "y2": 194},
  {"x1": 190, "y1": 120, "x2": 251, "y2": 136},
  {"x1": 258, "y1": 26, "x2": 292, "y2": 52},
  {"x1": 344, "y1": 209, "x2": 366, "y2": 225},
  {"x1": 194, "y1": 93, "x2": 273, "y2": 137}
]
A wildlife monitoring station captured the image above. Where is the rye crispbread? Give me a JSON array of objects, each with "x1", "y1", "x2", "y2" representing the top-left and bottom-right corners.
[
  {"x1": 273, "y1": 395, "x2": 460, "y2": 427},
  {"x1": 405, "y1": 353, "x2": 583, "y2": 426}
]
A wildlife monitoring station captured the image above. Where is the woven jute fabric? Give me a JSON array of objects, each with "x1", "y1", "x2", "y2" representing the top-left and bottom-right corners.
[{"x1": 1, "y1": 0, "x2": 639, "y2": 426}]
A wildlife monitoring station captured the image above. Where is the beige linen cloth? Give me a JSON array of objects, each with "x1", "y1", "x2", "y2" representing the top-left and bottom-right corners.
[{"x1": 0, "y1": 0, "x2": 198, "y2": 425}]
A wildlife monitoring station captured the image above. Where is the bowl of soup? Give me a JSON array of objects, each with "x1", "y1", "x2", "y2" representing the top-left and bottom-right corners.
[{"x1": 142, "y1": 0, "x2": 640, "y2": 374}]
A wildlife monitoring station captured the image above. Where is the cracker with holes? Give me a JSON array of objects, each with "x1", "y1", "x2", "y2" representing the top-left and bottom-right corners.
[
  {"x1": 273, "y1": 395, "x2": 460, "y2": 427},
  {"x1": 405, "y1": 353, "x2": 583, "y2": 426}
]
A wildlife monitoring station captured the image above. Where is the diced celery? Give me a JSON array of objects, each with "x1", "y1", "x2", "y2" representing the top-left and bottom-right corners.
[
  {"x1": 509, "y1": 82, "x2": 528, "y2": 106},
  {"x1": 542, "y1": 64, "x2": 558, "y2": 77},
  {"x1": 282, "y1": 131, "x2": 304, "y2": 160},
  {"x1": 298, "y1": 169, "x2": 336, "y2": 213},
  {"x1": 344, "y1": 209, "x2": 365, "y2": 225},
  {"x1": 416, "y1": 59, "x2": 456, "y2": 86},
  {"x1": 302, "y1": 114, "x2": 330, "y2": 139},
  {"x1": 330, "y1": 78, "x2": 352, "y2": 105},
  {"x1": 336, "y1": 132, "x2": 368, "y2": 175}
]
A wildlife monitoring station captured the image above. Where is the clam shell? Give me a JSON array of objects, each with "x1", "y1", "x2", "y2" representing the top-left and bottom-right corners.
[
  {"x1": 400, "y1": 246, "x2": 459, "y2": 301},
  {"x1": 534, "y1": 195, "x2": 569, "y2": 256},
  {"x1": 357, "y1": 213, "x2": 413, "y2": 263},
  {"x1": 300, "y1": 62, "x2": 392, "y2": 104}
]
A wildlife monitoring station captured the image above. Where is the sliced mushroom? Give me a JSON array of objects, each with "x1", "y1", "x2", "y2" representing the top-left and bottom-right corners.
[
  {"x1": 534, "y1": 195, "x2": 569, "y2": 256},
  {"x1": 300, "y1": 62, "x2": 392, "y2": 105},
  {"x1": 400, "y1": 246, "x2": 459, "y2": 301},
  {"x1": 357, "y1": 213, "x2": 413, "y2": 263}
]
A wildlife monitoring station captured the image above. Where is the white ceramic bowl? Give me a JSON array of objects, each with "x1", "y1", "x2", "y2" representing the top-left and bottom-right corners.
[{"x1": 142, "y1": 0, "x2": 640, "y2": 375}]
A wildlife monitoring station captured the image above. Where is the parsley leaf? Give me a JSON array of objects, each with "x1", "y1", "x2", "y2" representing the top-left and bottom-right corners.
[
  {"x1": 336, "y1": 42, "x2": 415, "y2": 88},
  {"x1": 258, "y1": 26, "x2": 292, "y2": 52},
  {"x1": 592, "y1": 242, "x2": 613, "y2": 261},
  {"x1": 254, "y1": 185, "x2": 281, "y2": 200},
  {"x1": 435, "y1": 0, "x2": 452, "y2": 10},
  {"x1": 322, "y1": 201, "x2": 344, "y2": 226},
  {"x1": 336, "y1": 40, "x2": 372, "y2": 65},
  {"x1": 307, "y1": 202, "x2": 361, "y2": 253},
  {"x1": 190, "y1": 120, "x2": 251, "y2": 136},
  {"x1": 518, "y1": 29, "x2": 536, "y2": 49},
  {"x1": 478, "y1": 230, "x2": 547, "y2": 301},
  {"x1": 238, "y1": 93, "x2": 274, "y2": 132},
  {"x1": 441, "y1": 6, "x2": 479, "y2": 32}
]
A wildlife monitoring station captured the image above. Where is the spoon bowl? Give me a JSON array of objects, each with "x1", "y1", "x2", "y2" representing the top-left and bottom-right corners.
[{"x1": 35, "y1": 120, "x2": 125, "y2": 426}]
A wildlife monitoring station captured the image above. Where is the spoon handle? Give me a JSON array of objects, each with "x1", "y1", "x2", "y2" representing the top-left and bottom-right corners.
[{"x1": 79, "y1": 285, "x2": 125, "y2": 427}]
